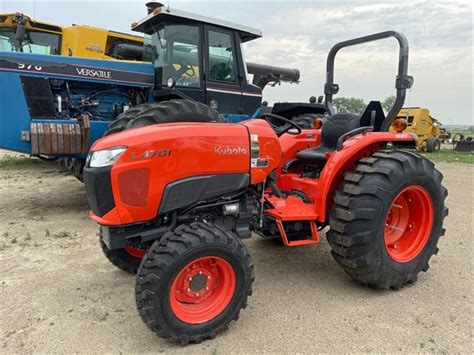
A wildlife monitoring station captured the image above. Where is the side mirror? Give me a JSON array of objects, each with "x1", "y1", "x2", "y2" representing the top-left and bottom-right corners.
[
  {"x1": 14, "y1": 14, "x2": 27, "y2": 41},
  {"x1": 15, "y1": 23, "x2": 25, "y2": 41}
]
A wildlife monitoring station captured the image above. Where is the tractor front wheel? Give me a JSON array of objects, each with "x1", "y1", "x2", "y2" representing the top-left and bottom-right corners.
[
  {"x1": 327, "y1": 150, "x2": 448, "y2": 290},
  {"x1": 100, "y1": 237, "x2": 146, "y2": 274},
  {"x1": 136, "y1": 222, "x2": 254, "y2": 344}
]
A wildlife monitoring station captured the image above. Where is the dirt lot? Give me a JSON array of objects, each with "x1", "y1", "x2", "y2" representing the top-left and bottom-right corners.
[{"x1": 0, "y1": 151, "x2": 472, "y2": 353}]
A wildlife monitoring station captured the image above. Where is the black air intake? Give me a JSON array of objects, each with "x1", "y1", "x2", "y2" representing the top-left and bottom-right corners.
[{"x1": 20, "y1": 76, "x2": 56, "y2": 119}]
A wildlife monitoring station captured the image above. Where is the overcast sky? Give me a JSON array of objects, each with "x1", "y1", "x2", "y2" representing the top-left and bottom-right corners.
[{"x1": 2, "y1": 0, "x2": 473, "y2": 124}]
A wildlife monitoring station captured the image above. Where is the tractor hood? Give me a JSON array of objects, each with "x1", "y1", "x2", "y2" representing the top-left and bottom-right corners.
[
  {"x1": 85, "y1": 120, "x2": 281, "y2": 226},
  {"x1": 91, "y1": 122, "x2": 249, "y2": 153},
  {"x1": 86, "y1": 122, "x2": 251, "y2": 225}
]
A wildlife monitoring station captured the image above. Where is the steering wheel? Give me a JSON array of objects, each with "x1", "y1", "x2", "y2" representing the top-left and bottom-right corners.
[
  {"x1": 261, "y1": 113, "x2": 302, "y2": 137},
  {"x1": 177, "y1": 58, "x2": 195, "y2": 77}
]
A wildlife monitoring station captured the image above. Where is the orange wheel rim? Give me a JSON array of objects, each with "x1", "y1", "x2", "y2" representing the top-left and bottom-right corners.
[
  {"x1": 170, "y1": 256, "x2": 236, "y2": 324},
  {"x1": 384, "y1": 185, "x2": 434, "y2": 262},
  {"x1": 124, "y1": 245, "x2": 146, "y2": 259}
]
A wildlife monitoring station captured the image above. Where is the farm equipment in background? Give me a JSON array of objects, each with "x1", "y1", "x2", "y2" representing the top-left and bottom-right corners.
[
  {"x1": 391, "y1": 107, "x2": 444, "y2": 152},
  {"x1": 0, "y1": 5, "x2": 310, "y2": 180},
  {"x1": 0, "y1": 12, "x2": 144, "y2": 60},
  {"x1": 84, "y1": 30, "x2": 447, "y2": 344},
  {"x1": 452, "y1": 133, "x2": 474, "y2": 152},
  {"x1": 439, "y1": 127, "x2": 451, "y2": 143}
]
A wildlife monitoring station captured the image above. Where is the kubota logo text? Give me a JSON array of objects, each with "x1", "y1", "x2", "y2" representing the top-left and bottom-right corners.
[{"x1": 214, "y1": 146, "x2": 247, "y2": 155}]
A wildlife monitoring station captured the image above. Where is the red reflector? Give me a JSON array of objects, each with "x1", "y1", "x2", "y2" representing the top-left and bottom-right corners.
[{"x1": 117, "y1": 168, "x2": 150, "y2": 207}]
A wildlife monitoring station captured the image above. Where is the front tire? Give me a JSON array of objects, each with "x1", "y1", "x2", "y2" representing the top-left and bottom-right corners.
[
  {"x1": 100, "y1": 237, "x2": 145, "y2": 274},
  {"x1": 327, "y1": 150, "x2": 448, "y2": 290},
  {"x1": 136, "y1": 222, "x2": 254, "y2": 344}
]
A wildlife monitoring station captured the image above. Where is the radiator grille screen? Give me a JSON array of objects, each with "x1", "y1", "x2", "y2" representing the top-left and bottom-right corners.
[{"x1": 20, "y1": 76, "x2": 56, "y2": 119}]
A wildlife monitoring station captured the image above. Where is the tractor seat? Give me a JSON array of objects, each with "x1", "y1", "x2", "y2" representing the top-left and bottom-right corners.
[{"x1": 296, "y1": 113, "x2": 360, "y2": 167}]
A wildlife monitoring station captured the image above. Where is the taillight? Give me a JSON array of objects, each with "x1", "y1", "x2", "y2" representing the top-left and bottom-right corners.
[
  {"x1": 393, "y1": 118, "x2": 408, "y2": 132},
  {"x1": 117, "y1": 168, "x2": 150, "y2": 207},
  {"x1": 313, "y1": 118, "x2": 323, "y2": 129}
]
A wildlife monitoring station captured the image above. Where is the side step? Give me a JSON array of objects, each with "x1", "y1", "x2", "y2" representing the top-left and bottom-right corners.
[{"x1": 265, "y1": 195, "x2": 320, "y2": 247}]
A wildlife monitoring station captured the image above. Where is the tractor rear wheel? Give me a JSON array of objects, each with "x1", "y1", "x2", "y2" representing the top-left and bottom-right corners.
[
  {"x1": 103, "y1": 99, "x2": 219, "y2": 136},
  {"x1": 100, "y1": 236, "x2": 146, "y2": 274},
  {"x1": 136, "y1": 222, "x2": 254, "y2": 344},
  {"x1": 426, "y1": 137, "x2": 441, "y2": 152},
  {"x1": 327, "y1": 150, "x2": 448, "y2": 290},
  {"x1": 103, "y1": 103, "x2": 156, "y2": 136}
]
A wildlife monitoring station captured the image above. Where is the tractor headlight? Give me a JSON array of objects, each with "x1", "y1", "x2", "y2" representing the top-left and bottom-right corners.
[{"x1": 89, "y1": 147, "x2": 126, "y2": 168}]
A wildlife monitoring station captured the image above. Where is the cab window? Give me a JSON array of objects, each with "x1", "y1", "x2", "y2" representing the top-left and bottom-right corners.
[
  {"x1": 24, "y1": 31, "x2": 60, "y2": 54},
  {"x1": 208, "y1": 30, "x2": 236, "y2": 83},
  {"x1": 0, "y1": 29, "x2": 59, "y2": 54},
  {"x1": 146, "y1": 24, "x2": 201, "y2": 88},
  {"x1": 0, "y1": 30, "x2": 14, "y2": 51}
]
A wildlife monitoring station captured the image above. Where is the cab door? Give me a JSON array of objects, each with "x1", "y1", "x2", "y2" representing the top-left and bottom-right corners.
[
  {"x1": 234, "y1": 35, "x2": 263, "y2": 116},
  {"x1": 204, "y1": 26, "x2": 242, "y2": 114}
]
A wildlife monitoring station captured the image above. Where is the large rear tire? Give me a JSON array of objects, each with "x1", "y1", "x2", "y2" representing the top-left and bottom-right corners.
[
  {"x1": 103, "y1": 99, "x2": 219, "y2": 136},
  {"x1": 103, "y1": 103, "x2": 156, "y2": 136},
  {"x1": 327, "y1": 150, "x2": 448, "y2": 290},
  {"x1": 136, "y1": 222, "x2": 254, "y2": 344}
]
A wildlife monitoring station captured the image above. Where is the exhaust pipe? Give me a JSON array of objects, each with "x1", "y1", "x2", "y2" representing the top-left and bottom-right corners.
[{"x1": 247, "y1": 62, "x2": 300, "y2": 89}]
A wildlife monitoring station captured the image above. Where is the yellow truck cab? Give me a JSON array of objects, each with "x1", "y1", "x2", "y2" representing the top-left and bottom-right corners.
[
  {"x1": 393, "y1": 107, "x2": 442, "y2": 152},
  {"x1": 0, "y1": 13, "x2": 144, "y2": 61}
]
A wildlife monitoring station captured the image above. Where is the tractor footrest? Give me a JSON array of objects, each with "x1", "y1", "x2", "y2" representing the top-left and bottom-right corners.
[
  {"x1": 266, "y1": 195, "x2": 318, "y2": 221},
  {"x1": 265, "y1": 196, "x2": 319, "y2": 247}
]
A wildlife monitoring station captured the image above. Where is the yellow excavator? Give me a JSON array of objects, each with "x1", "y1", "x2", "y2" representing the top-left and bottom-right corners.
[{"x1": 0, "y1": 12, "x2": 144, "y2": 60}]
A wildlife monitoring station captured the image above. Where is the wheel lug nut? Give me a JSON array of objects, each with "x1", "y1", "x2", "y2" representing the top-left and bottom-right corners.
[
  {"x1": 186, "y1": 288, "x2": 191, "y2": 292},
  {"x1": 188, "y1": 277, "x2": 193, "y2": 281},
  {"x1": 205, "y1": 286, "x2": 209, "y2": 291},
  {"x1": 207, "y1": 275, "x2": 211, "y2": 280},
  {"x1": 199, "y1": 271, "x2": 203, "y2": 275},
  {"x1": 195, "y1": 293, "x2": 199, "y2": 297}
]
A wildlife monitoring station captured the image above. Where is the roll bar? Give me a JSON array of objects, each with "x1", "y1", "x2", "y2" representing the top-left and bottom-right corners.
[{"x1": 324, "y1": 31, "x2": 414, "y2": 131}]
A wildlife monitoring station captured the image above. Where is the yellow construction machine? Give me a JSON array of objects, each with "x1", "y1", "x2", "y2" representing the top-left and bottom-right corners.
[
  {"x1": 0, "y1": 12, "x2": 144, "y2": 60},
  {"x1": 393, "y1": 107, "x2": 444, "y2": 152}
]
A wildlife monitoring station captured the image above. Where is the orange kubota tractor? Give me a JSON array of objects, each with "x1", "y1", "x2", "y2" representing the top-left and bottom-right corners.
[{"x1": 84, "y1": 31, "x2": 448, "y2": 344}]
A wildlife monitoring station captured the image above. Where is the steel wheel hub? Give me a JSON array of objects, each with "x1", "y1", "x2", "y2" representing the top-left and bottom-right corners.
[
  {"x1": 170, "y1": 256, "x2": 236, "y2": 324},
  {"x1": 384, "y1": 185, "x2": 434, "y2": 262}
]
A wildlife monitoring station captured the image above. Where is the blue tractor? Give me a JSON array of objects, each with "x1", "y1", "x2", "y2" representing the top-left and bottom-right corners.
[{"x1": 0, "y1": 3, "x2": 326, "y2": 180}]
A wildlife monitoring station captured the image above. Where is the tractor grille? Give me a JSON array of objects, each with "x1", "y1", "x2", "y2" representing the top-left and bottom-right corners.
[
  {"x1": 83, "y1": 165, "x2": 115, "y2": 217},
  {"x1": 20, "y1": 76, "x2": 56, "y2": 119}
]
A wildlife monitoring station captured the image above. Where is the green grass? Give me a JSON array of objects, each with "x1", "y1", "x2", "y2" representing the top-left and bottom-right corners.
[
  {"x1": 0, "y1": 155, "x2": 41, "y2": 167},
  {"x1": 421, "y1": 148, "x2": 474, "y2": 164}
]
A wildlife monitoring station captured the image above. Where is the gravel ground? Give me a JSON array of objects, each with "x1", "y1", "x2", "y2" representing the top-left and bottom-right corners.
[{"x1": 0, "y1": 151, "x2": 472, "y2": 353}]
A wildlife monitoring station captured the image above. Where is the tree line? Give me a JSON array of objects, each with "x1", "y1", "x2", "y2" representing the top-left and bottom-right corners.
[{"x1": 332, "y1": 96, "x2": 396, "y2": 115}]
